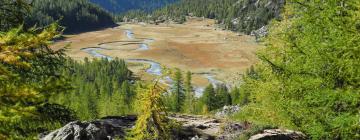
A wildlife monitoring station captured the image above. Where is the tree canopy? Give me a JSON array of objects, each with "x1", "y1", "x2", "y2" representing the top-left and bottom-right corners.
[
  {"x1": 234, "y1": 0, "x2": 360, "y2": 139},
  {"x1": 26, "y1": 0, "x2": 115, "y2": 33}
]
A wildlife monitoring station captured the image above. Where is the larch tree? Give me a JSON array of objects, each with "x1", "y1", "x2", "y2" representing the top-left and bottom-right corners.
[
  {"x1": 128, "y1": 83, "x2": 174, "y2": 140},
  {"x1": 235, "y1": 0, "x2": 360, "y2": 139},
  {"x1": 183, "y1": 71, "x2": 195, "y2": 113},
  {"x1": 0, "y1": 23, "x2": 71, "y2": 138}
]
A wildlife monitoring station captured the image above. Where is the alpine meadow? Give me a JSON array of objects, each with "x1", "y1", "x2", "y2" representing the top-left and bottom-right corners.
[{"x1": 0, "y1": 0, "x2": 359, "y2": 140}]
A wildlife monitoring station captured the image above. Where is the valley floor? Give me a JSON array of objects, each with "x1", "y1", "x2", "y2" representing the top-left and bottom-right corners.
[{"x1": 53, "y1": 17, "x2": 261, "y2": 88}]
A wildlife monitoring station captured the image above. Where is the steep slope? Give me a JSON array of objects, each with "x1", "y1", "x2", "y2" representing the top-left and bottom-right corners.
[
  {"x1": 89, "y1": 0, "x2": 179, "y2": 13},
  {"x1": 26, "y1": 0, "x2": 115, "y2": 33},
  {"x1": 122, "y1": 0, "x2": 285, "y2": 34}
]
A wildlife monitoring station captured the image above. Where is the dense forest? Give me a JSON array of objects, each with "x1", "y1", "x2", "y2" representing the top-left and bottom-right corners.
[
  {"x1": 161, "y1": 69, "x2": 248, "y2": 115},
  {"x1": 89, "y1": 0, "x2": 179, "y2": 13},
  {"x1": 51, "y1": 58, "x2": 135, "y2": 120},
  {"x1": 25, "y1": 0, "x2": 115, "y2": 33},
  {"x1": 0, "y1": 0, "x2": 359, "y2": 139},
  {"x1": 120, "y1": 0, "x2": 285, "y2": 34}
]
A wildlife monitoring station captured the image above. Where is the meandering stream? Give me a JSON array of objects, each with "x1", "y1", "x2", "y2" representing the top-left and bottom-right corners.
[{"x1": 81, "y1": 29, "x2": 224, "y2": 97}]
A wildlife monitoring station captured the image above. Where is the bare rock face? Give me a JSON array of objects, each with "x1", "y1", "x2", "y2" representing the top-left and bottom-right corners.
[
  {"x1": 40, "y1": 116, "x2": 137, "y2": 140},
  {"x1": 249, "y1": 129, "x2": 307, "y2": 140}
]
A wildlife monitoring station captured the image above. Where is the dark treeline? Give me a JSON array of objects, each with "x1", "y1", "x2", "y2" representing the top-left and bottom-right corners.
[
  {"x1": 25, "y1": 0, "x2": 115, "y2": 33},
  {"x1": 90, "y1": 0, "x2": 179, "y2": 13},
  {"x1": 119, "y1": 0, "x2": 285, "y2": 34}
]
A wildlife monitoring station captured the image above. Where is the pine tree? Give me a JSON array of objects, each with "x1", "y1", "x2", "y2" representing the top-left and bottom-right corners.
[
  {"x1": 171, "y1": 69, "x2": 185, "y2": 112},
  {"x1": 201, "y1": 84, "x2": 216, "y2": 111},
  {"x1": 215, "y1": 84, "x2": 232, "y2": 108}
]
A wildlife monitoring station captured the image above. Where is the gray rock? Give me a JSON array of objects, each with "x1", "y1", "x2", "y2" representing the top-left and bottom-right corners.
[
  {"x1": 249, "y1": 129, "x2": 307, "y2": 140},
  {"x1": 40, "y1": 116, "x2": 137, "y2": 140},
  {"x1": 217, "y1": 122, "x2": 245, "y2": 140},
  {"x1": 251, "y1": 26, "x2": 269, "y2": 41},
  {"x1": 215, "y1": 105, "x2": 240, "y2": 118},
  {"x1": 41, "y1": 114, "x2": 250, "y2": 140}
]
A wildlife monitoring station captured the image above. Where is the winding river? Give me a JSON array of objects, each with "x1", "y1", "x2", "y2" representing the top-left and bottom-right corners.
[{"x1": 81, "y1": 29, "x2": 223, "y2": 97}]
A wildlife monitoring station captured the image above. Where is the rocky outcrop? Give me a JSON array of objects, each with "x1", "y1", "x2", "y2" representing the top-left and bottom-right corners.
[
  {"x1": 41, "y1": 114, "x2": 306, "y2": 140},
  {"x1": 249, "y1": 129, "x2": 307, "y2": 140},
  {"x1": 217, "y1": 122, "x2": 245, "y2": 140},
  {"x1": 170, "y1": 114, "x2": 220, "y2": 139},
  {"x1": 215, "y1": 105, "x2": 241, "y2": 118},
  {"x1": 169, "y1": 114, "x2": 246, "y2": 140},
  {"x1": 251, "y1": 26, "x2": 269, "y2": 41},
  {"x1": 40, "y1": 116, "x2": 137, "y2": 140}
]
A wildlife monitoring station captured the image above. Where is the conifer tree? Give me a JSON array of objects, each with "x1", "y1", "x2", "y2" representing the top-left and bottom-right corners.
[
  {"x1": 0, "y1": 23, "x2": 72, "y2": 138},
  {"x1": 128, "y1": 83, "x2": 173, "y2": 140},
  {"x1": 0, "y1": 0, "x2": 30, "y2": 31},
  {"x1": 230, "y1": 87, "x2": 240, "y2": 105},
  {"x1": 112, "y1": 82, "x2": 126, "y2": 115},
  {"x1": 183, "y1": 71, "x2": 195, "y2": 113},
  {"x1": 215, "y1": 84, "x2": 232, "y2": 108},
  {"x1": 201, "y1": 84, "x2": 216, "y2": 111},
  {"x1": 171, "y1": 69, "x2": 185, "y2": 112},
  {"x1": 121, "y1": 81, "x2": 134, "y2": 110},
  {"x1": 235, "y1": 0, "x2": 360, "y2": 139}
]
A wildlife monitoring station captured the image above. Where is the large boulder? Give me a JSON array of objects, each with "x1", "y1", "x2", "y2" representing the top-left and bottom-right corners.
[
  {"x1": 249, "y1": 129, "x2": 307, "y2": 140},
  {"x1": 40, "y1": 116, "x2": 137, "y2": 140}
]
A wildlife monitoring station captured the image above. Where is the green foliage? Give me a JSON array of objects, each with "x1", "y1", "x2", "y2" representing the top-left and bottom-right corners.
[
  {"x1": 183, "y1": 71, "x2": 196, "y2": 114},
  {"x1": 26, "y1": 0, "x2": 115, "y2": 33},
  {"x1": 199, "y1": 84, "x2": 233, "y2": 112},
  {"x1": 170, "y1": 68, "x2": 185, "y2": 112},
  {"x1": 51, "y1": 58, "x2": 135, "y2": 120},
  {"x1": 201, "y1": 84, "x2": 216, "y2": 111},
  {"x1": 215, "y1": 84, "x2": 232, "y2": 107},
  {"x1": 128, "y1": 83, "x2": 174, "y2": 140},
  {"x1": 0, "y1": 23, "x2": 73, "y2": 138},
  {"x1": 234, "y1": 0, "x2": 360, "y2": 139},
  {"x1": 0, "y1": 0, "x2": 30, "y2": 31}
]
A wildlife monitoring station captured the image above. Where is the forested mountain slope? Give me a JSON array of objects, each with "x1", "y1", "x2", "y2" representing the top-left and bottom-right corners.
[
  {"x1": 89, "y1": 0, "x2": 179, "y2": 13},
  {"x1": 122, "y1": 0, "x2": 285, "y2": 34},
  {"x1": 26, "y1": 0, "x2": 115, "y2": 33}
]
